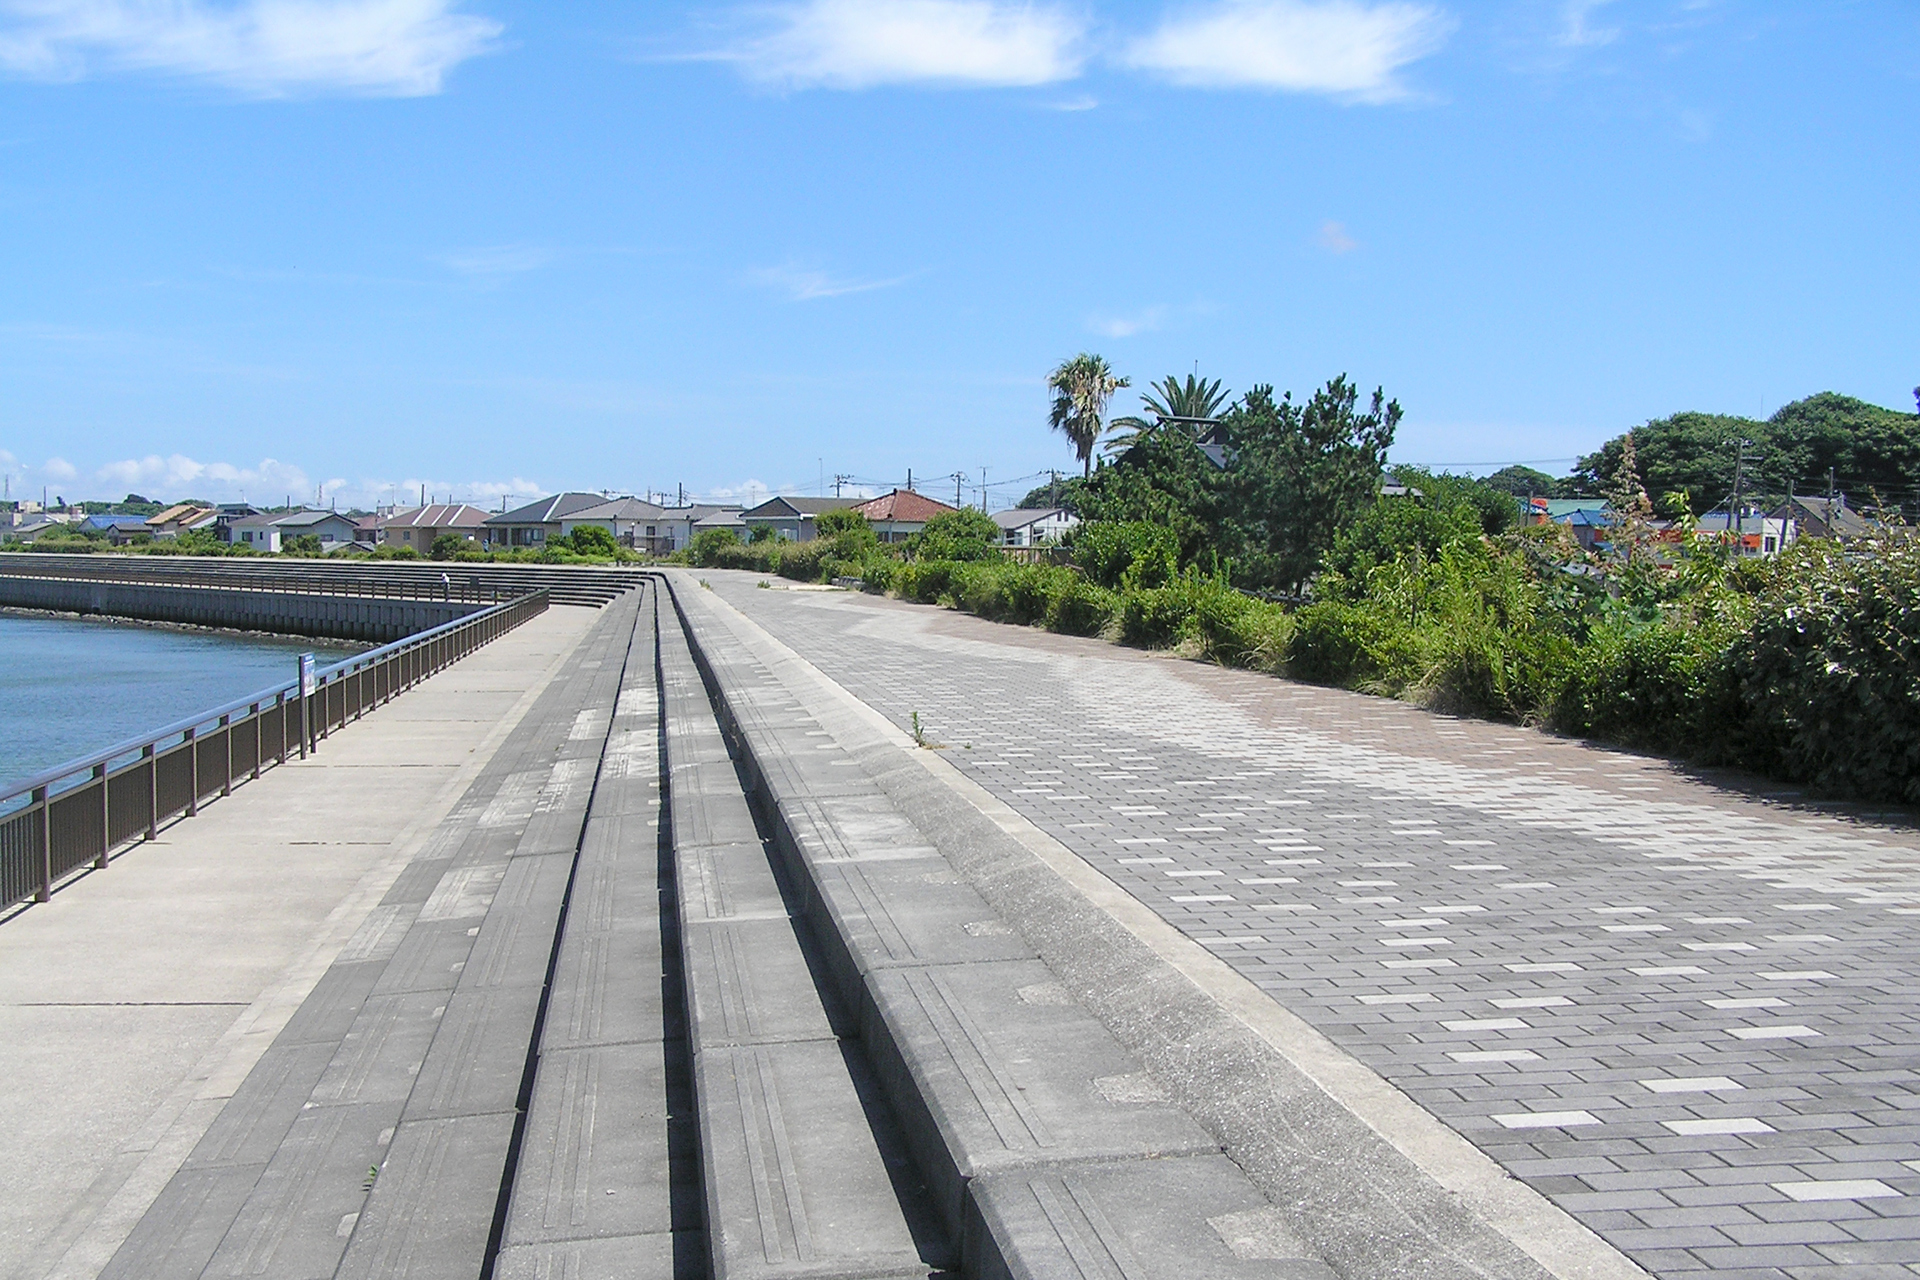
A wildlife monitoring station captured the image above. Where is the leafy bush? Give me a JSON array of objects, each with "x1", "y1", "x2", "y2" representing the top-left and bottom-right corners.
[
  {"x1": 907, "y1": 510, "x2": 1003, "y2": 562},
  {"x1": 561, "y1": 525, "x2": 620, "y2": 556},
  {"x1": 282, "y1": 534, "x2": 324, "y2": 557},
  {"x1": 1072, "y1": 521, "x2": 1179, "y2": 590},
  {"x1": 430, "y1": 533, "x2": 467, "y2": 560},
  {"x1": 1731, "y1": 534, "x2": 1920, "y2": 803}
]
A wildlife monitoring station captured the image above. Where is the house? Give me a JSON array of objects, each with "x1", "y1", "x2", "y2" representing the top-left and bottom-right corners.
[
  {"x1": 992, "y1": 507, "x2": 1078, "y2": 548},
  {"x1": 1549, "y1": 505, "x2": 1614, "y2": 551},
  {"x1": 229, "y1": 512, "x2": 283, "y2": 552},
  {"x1": 1696, "y1": 510, "x2": 1795, "y2": 557},
  {"x1": 80, "y1": 513, "x2": 152, "y2": 545},
  {"x1": 3, "y1": 516, "x2": 64, "y2": 544},
  {"x1": 272, "y1": 509, "x2": 361, "y2": 552},
  {"x1": 654, "y1": 504, "x2": 744, "y2": 552},
  {"x1": 739, "y1": 496, "x2": 862, "y2": 542},
  {"x1": 852, "y1": 489, "x2": 958, "y2": 544},
  {"x1": 210, "y1": 504, "x2": 260, "y2": 542},
  {"x1": 484, "y1": 492, "x2": 613, "y2": 548},
  {"x1": 378, "y1": 504, "x2": 493, "y2": 554},
  {"x1": 145, "y1": 503, "x2": 213, "y2": 538},
  {"x1": 560, "y1": 497, "x2": 669, "y2": 552},
  {"x1": 1771, "y1": 495, "x2": 1873, "y2": 542}
]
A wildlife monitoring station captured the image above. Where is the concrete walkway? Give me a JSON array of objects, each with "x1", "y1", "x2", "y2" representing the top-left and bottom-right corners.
[
  {"x1": 695, "y1": 570, "x2": 1920, "y2": 1280},
  {"x1": 0, "y1": 604, "x2": 601, "y2": 1280}
]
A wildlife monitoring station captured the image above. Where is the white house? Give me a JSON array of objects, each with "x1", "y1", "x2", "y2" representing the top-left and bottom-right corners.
[{"x1": 992, "y1": 507, "x2": 1078, "y2": 547}]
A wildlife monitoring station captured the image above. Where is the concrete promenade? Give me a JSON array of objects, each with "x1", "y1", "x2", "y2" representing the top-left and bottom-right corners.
[
  {"x1": 0, "y1": 603, "x2": 601, "y2": 1280},
  {"x1": 694, "y1": 570, "x2": 1920, "y2": 1280}
]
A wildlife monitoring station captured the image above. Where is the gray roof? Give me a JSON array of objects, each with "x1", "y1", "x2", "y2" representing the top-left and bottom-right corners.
[
  {"x1": 992, "y1": 507, "x2": 1070, "y2": 530},
  {"x1": 380, "y1": 504, "x2": 492, "y2": 530},
  {"x1": 487, "y1": 492, "x2": 617, "y2": 526},
  {"x1": 741, "y1": 496, "x2": 862, "y2": 519},
  {"x1": 566, "y1": 496, "x2": 667, "y2": 522},
  {"x1": 272, "y1": 509, "x2": 358, "y2": 529}
]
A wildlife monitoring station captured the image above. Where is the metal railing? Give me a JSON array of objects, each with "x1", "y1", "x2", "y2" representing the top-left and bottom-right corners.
[{"x1": 0, "y1": 588, "x2": 549, "y2": 913}]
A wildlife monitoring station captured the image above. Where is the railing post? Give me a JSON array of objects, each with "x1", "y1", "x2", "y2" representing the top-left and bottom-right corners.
[
  {"x1": 144, "y1": 744, "x2": 157, "y2": 840},
  {"x1": 185, "y1": 727, "x2": 199, "y2": 817},
  {"x1": 275, "y1": 692, "x2": 288, "y2": 765},
  {"x1": 95, "y1": 762, "x2": 109, "y2": 869},
  {"x1": 34, "y1": 785, "x2": 50, "y2": 902},
  {"x1": 219, "y1": 715, "x2": 233, "y2": 797},
  {"x1": 251, "y1": 703, "x2": 262, "y2": 780}
]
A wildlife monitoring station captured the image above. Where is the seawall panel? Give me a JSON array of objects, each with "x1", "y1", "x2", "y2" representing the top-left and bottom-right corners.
[{"x1": 0, "y1": 576, "x2": 481, "y2": 642}]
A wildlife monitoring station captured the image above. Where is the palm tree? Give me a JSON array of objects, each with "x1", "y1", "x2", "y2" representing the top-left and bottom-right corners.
[
  {"x1": 1047, "y1": 354, "x2": 1129, "y2": 478},
  {"x1": 1104, "y1": 371, "x2": 1231, "y2": 456}
]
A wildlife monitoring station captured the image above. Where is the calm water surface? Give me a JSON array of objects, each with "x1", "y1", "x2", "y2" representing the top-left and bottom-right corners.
[{"x1": 0, "y1": 613, "x2": 366, "y2": 790}]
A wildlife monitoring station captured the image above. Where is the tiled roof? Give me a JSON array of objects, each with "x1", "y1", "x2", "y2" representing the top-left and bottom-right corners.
[
  {"x1": 380, "y1": 504, "x2": 493, "y2": 529},
  {"x1": 852, "y1": 490, "x2": 957, "y2": 523}
]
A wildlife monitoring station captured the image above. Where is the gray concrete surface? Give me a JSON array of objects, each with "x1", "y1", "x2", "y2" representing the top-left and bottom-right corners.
[
  {"x1": 0, "y1": 575, "x2": 483, "y2": 642},
  {"x1": 0, "y1": 602, "x2": 603, "y2": 1280},
  {"x1": 688, "y1": 569, "x2": 1920, "y2": 1280}
]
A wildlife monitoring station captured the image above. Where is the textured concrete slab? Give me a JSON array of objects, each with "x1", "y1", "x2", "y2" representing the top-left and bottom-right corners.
[
  {"x1": 682, "y1": 917, "x2": 848, "y2": 1050},
  {"x1": 334, "y1": 1112, "x2": 518, "y2": 1280},
  {"x1": 694, "y1": 1040, "x2": 947, "y2": 1280},
  {"x1": 862, "y1": 959, "x2": 1219, "y2": 1234},
  {"x1": 967, "y1": 1156, "x2": 1338, "y2": 1280},
  {"x1": 494, "y1": 1232, "x2": 702, "y2": 1280}
]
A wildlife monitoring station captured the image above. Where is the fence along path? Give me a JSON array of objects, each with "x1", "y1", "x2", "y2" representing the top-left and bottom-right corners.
[{"x1": 0, "y1": 590, "x2": 549, "y2": 916}]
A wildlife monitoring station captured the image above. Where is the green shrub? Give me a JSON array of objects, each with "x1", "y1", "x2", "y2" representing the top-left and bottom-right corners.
[
  {"x1": 1072, "y1": 521, "x2": 1179, "y2": 589},
  {"x1": 1731, "y1": 534, "x2": 1920, "y2": 803},
  {"x1": 908, "y1": 510, "x2": 1003, "y2": 563}
]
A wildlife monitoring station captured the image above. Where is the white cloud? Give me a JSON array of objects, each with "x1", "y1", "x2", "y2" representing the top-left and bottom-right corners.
[
  {"x1": 1558, "y1": 0, "x2": 1619, "y2": 49},
  {"x1": 0, "y1": 0, "x2": 502, "y2": 97},
  {"x1": 1124, "y1": 0, "x2": 1451, "y2": 101},
  {"x1": 716, "y1": 0, "x2": 1085, "y2": 89},
  {"x1": 93, "y1": 452, "x2": 311, "y2": 497},
  {"x1": 1087, "y1": 306, "x2": 1165, "y2": 338},
  {"x1": 703, "y1": 479, "x2": 772, "y2": 504},
  {"x1": 1317, "y1": 218, "x2": 1357, "y2": 252},
  {"x1": 751, "y1": 262, "x2": 917, "y2": 301},
  {"x1": 43, "y1": 455, "x2": 77, "y2": 480},
  {"x1": 438, "y1": 244, "x2": 555, "y2": 279}
]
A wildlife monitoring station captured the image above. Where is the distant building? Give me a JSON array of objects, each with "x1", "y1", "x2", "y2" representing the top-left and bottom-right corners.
[
  {"x1": 378, "y1": 504, "x2": 493, "y2": 554},
  {"x1": 992, "y1": 507, "x2": 1078, "y2": 547},
  {"x1": 1696, "y1": 510, "x2": 1795, "y2": 558},
  {"x1": 1770, "y1": 495, "x2": 1873, "y2": 542},
  {"x1": 210, "y1": 504, "x2": 260, "y2": 543},
  {"x1": 145, "y1": 503, "x2": 213, "y2": 538},
  {"x1": 228, "y1": 512, "x2": 283, "y2": 552},
  {"x1": 276, "y1": 509, "x2": 360, "y2": 550},
  {"x1": 852, "y1": 489, "x2": 957, "y2": 544},
  {"x1": 80, "y1": 513, "x2": 152, "y2": 545},
  {"x1": 484, "y1": 492, "x2": 612, "y2": 549},
  {"x1": 560, "y1": 496, "x2": 669, "y2": 552},
  {"x1": 739, "y1": 496, "x2": 862, "y2": 542},
  {"x1": 656, "y1": 505, "x2": 744, "y2": 551}
]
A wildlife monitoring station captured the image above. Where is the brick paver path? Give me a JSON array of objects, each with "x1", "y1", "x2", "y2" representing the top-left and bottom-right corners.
[{"x1": 702, "y1": 572, "x2": 1920, "y2": 1280}]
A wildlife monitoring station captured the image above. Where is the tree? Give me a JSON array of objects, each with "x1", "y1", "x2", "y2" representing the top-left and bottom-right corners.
[
  {"x1": 1223, "y1": 376, "x2": 1400, "y2": 593},
  {"x1": 1482, "y1": 465, "x2": 1562, "y2": 499},
  {"x1": 563, "y1": 525, "x2": 619, "y2": 556},
  {"x1": 1047, "y1": 353, "x2": 1129, "y2": 479},
  {"x1": 907, "y1": 509, "x2": 1003, "y2": 562},
  {"x1": 1104, "y1": 371, "x2": 1231, "y2": 456},
  {"x1": 1017, "y1": 475, "x2": 1090, "y2": 514},
  {"x1": 430, "y1": 533, "x2": 466, "y2": 560}
]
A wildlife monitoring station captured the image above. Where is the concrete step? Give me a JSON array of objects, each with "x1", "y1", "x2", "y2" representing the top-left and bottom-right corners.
[{"x1": 658, "y1": 604, "x2": 950, "y2": 1280}]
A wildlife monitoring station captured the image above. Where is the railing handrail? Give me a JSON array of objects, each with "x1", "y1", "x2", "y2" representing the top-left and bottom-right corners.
[{"x1": 0, "y1": 591, "x2": 545, "y2": 807}]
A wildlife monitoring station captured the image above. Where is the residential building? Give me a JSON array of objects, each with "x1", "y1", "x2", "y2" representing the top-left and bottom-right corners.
[
  {"x1": 654, "y1": 504, "x2": 745, "y2": 552},
  {"x1": 1549, "y1": 505, "x2": 1614, "y2": 551},
  {"x1": 484, "y1": 492, "x2": 613, "y2": 548},
  {"x1": 210, "y1": 504, "x2": 260, "y2": 542},
  {"x1": 852, "y1": 489, "x2": 957, "y2": 544},
  {"x1": 80, "y1": 513, "x2": 152, "y2": 545},
  {"x1": 1697, "y1": 510, "x2": 1795, "y2": 557},
  {"x1": 560, "y1": 496, "x2": 670, "y2": 552},
  {"x1": 272, "y1": 509, "x2": 361, "y2": 551},
  {"x1": 992, "y1": 507, "x2": 1078, "y2": 547},
  {"x1": 739, "y1": 496, "x2": 862, "y2": 542},
  {"x1": 229, "y1": 513, "x2": 283, "y2": 552},
  {"x1": 145, "y1": 503, "x2": 213, "y2": 538},
  {"x1": 1770, "y1": 495, "x2": 1873, "y2": 542},
  {"x1": 378, "y1": 503, "x2": 493, "y2": 554}
]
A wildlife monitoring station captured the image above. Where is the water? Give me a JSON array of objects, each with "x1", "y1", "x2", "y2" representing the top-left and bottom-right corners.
[{"x1": 0, "y1": 613, "x2": 367, "y2": 791}]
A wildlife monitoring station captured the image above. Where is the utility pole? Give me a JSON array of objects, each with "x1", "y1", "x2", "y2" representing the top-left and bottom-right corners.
[
  {"x1": 833, "y1": 473, "x2": 853, "y2": 498},
  {"x1": 906, "y1": 468, "x2": 913, "y2": 493},
  {"x1": 949, "y1": 471, "x2": 966, "y2": 509},
  {"x1": 980, "y1": 466, "x2": 988, "y2": 512},
  {"x1": 1730, "y1": 439, "x2": 1747, "y2": 544},
  {"x1": 1050, "y1": 470, "x2": 1059, "y2": 509}
]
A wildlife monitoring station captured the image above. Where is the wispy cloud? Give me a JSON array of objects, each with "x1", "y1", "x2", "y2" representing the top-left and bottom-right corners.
[
  {"x1": 1124, "y1": 0, "x2": 1451, "y2": 101},
  {"x1": 751, "y1": 262, "x2": 918, "y2": 301},
  {"x1": 1087, "y1": 306, "x2": 1165, "y2": 338},
  {"x1": 438, "y1": 243, "x2": 555, "y2": 280},
  {"x1": 1558, "y1": 0, "x2": 1619, "y2": 49},
  {"x1": 0, "y1": 0, "x2": 502, "y2": 97},
  {"x1": 1317, "y1": 219, "x2": 1357, "y2": 252},
  {"x1": 709, "y1": 0, "x2": 1086, "y2": 89}
]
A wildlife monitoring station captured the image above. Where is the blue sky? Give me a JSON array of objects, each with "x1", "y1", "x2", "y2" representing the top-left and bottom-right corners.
[{"x1": 0, "y1": 1, "x2": 1914, "y2": 511}]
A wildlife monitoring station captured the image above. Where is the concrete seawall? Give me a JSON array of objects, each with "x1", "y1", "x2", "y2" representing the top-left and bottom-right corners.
[{"x1": 0, "y1": 575, "x2": 482, "y2": 643}]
